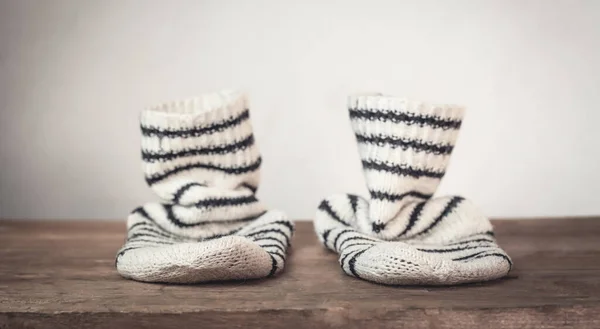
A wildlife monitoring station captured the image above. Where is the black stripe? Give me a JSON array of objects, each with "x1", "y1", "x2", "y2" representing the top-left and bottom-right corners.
[
  {"x1": 199, "y1": 226, "x2": 244, "y2": 241},
  {"x1": 240, "y1": 182, "x2": 258, "y2": 193},
  {"x1": 129, "y1": 226, "x2": 184, "y2": 241},
  {"x1": 355, "y1": 134, "x2": 455, "y2": 155},
  {"x1": 415, "y1": 196, "x2": 464, "y2": 237},
  {"x1": 349, "y1": 108, "x2": 462, "y2": 130},
  {"x1": 117, "y1": 246, "x2": 141, "y2": 255},
  {"x1": 342, "y1": 242, "x2": 375, "y2": 249},
  {"x1": 267, "y1": 254, "x2": 278, "y2": 277},
  {"x1": 332, "y1": 229, "x2": 354, "y2": 250},
  {"x1": 340, "y1": 248, "x2": 365, "y2": 271},
  {"x1": 348, "y1": 194, "x2": 358, "y2": 213},
  {"x1": 253, "y1": 237, "x2": 286, "y2": 249},
  {"x1": 131, "y1": 206, "x2": 151, "y2": 218},
  {"x1": 172, "y1": 182, "x2": 206, "y2": 204},
  {"x1": 115, "y1": 246, "x2": 143, "y2": 258},
  {"x1": 194, "y1": 194, "x2": 258, "y2": 208},
  {"x1": 370, "y1": 190, "x2": 433, "y2": 202},
  {"x1": 452, "y1": 250, "x2": 488, "y2": 261},
  {"x1": 127, "y1": 221, "x2": 146, "y2": 232},
  {"x1": 141, "y1": 109, "x2": 250, "y2": 138},
  {"x1": 321, "y1": 229, "x2": 332, "y2": 244},
  {"x1": 448, "y1": 238, "x2": 495, "y2": 246},
  {"x1": 470, "y1": 253, "x2": 513, "y2": 268},
  {"x1": 267, "y1": 251, "x2": 286, "y2": 260},
  {"x1": 125, "y1": 238, "x2": 174, "y2": 245},
  {"x1": 115, "y1": 246, "x2": 142, "y2": 266},
  {"x1": 372, "y1": 221, "x2": 386, "y2": 233},
  {"x1": 165, "y1": 205, "x2": 265, "y2": 228},
  {"x1": 417, "y1": 245, "x2": 495, "y2": 253},
  {"x1": 245, "y1": 229, "x2": 291, "y2": 247},
  {"x1": 361, "y1": 160, "x2": 445, "y2": 178},
  {"x1": 245, "y1": 220, "x2": 294, "y2": 234},
  {"x1": 258, "y1": 244, "x2": 286, "y2": 253},
  {"x1": 130, "y1": 206, "x2": 147, "y2": 216},
  {"x1": 397, "y1": 202, "x2": 425, "y2": 237},
  {"x1": 348, "y1": 249, "x2": 368, "y2": 278},
  {"x1": 128, "y1": 232, "x2": 177, "y2": 243},
  {"x1": 142, "y1": 135, "x2": 255, "y2": 163},
  {"x1": 145, "y1": 157, "x2": 262, "y2": 185},
  {"x1": 338, "y1": 236, "x2": 377, "y2": 250},
  {"x1": 318, "y1": 200, "x2": 348, "y2": 225}
]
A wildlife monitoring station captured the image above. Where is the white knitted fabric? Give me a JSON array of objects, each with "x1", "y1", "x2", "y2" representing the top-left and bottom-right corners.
[
  {"x1": 116, "y1": 91, "x2": 294, "y2": 283},
  {"x1": 314, "y1": 94, "x2": 512, "y2": 285}
]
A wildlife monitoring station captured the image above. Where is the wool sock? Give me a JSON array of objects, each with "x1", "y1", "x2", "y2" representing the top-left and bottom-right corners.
[
  {"x1": 116, "y1": 91, "x2": 294, "y2": 283},
  {"x1": 314, "y1": 94, "x2": 511, "y2": 285}
]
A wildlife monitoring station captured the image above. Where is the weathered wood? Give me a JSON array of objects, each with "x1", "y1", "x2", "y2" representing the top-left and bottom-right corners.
[{"x1": 1, "y1": 218, "x2": 599, "y2": 328}]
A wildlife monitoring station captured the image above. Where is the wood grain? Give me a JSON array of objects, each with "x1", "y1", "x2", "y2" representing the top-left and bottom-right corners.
[{"x1": 1, "y1": 218, "x2": 600, "y2": 328}]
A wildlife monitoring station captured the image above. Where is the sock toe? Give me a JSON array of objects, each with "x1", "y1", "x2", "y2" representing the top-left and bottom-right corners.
[
  {"x1": 349, "y1": 242, "x2": 441, "y2": 285},
  {"x1": 116, "y1": 236, "x2": 273, "y2": 283},
  {"x1": 347, "y1": 241, "x2": 512, "y2": 285}
]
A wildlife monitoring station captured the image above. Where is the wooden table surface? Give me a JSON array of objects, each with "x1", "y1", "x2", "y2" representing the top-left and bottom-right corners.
[{"x1": 1, "y1": 218, "x2": 599, "y2": 329}]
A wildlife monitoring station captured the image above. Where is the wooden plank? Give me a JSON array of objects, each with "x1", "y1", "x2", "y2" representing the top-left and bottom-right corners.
[{"x1": 1, "y1": 218, "x2": 599, "y2": 328}]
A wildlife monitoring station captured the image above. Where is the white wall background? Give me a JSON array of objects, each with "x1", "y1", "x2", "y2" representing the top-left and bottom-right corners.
[{"x1": 1, "y1": 0, "x2": 599, "y2": 220}]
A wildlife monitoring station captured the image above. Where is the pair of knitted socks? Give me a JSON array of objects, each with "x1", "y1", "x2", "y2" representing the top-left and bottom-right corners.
[{"x1": 115, "y1": 91, "x2": 512, "y2": 285}]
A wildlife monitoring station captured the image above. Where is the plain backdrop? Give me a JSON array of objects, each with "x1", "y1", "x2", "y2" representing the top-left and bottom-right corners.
[{"x1": 1, "y1": 0, "x2": 599, "y2": 220}]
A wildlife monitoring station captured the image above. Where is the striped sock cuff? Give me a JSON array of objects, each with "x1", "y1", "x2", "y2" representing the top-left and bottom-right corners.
[
  {"x1": 347, "y1": 94, "x2": 466, "y2": 223},
  {"x1": 140, "y1": 91, "x2": 261, "y2": 203}
]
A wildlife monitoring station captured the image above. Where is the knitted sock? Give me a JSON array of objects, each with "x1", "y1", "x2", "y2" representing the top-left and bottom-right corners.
[
  {"x1": 116, "y1": 91, "x2": 294, "y2": 283},
  {"x1": 314, "y1": 94, "x2": 511, "y2": 285}
]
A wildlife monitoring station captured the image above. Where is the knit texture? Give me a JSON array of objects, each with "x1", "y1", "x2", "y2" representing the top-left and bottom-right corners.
[
  {"x1": 116, "y1": 91, "x2": 294, "y2": 283},
  {"x1": 314, "y1": 94, "x2": 512, "y2": 285}
]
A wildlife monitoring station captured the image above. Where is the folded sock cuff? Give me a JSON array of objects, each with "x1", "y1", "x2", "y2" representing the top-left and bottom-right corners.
[
  {"x1": 140, "y1": 90, "x2": 250, "y2": 133},
  {"x1": 348, "y1": 95, "x2": 466, "y2": 180},
  {"x1": 139, "y1": 91, "x2": 261, "y2": 201},
  {"x1": 348, "y1": 94, "x2": 465, "y2": 122}
]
